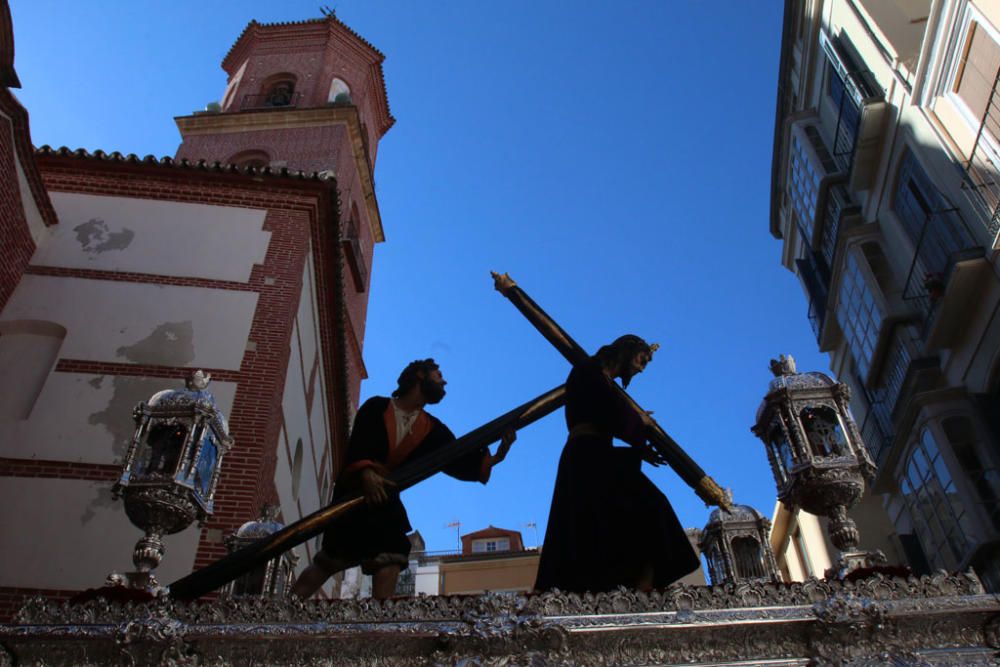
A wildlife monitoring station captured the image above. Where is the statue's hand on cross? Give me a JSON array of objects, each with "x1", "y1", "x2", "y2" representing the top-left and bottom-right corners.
[{"x1": 488, "y1": 429, "x2": 517, "y2": 468}]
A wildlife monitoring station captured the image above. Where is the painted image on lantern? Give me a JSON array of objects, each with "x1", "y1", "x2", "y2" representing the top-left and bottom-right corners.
[{"x1": 193, "y1": 431, "x2": 218, "y2": 497}]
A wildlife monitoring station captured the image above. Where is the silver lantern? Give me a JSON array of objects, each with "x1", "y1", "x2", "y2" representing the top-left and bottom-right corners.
[
  {"x1": 752, "y1": 355, "x2": 883, "y2": 576},
  {"x1": 222, "y1": 505, "x2": 299, "y2": 597},
  {"x1": 111, "y1": 370, "x2": 233, "y2": 591},
  {"x1": 700, "y1": 503, "x2": 781, "y2": 586}
]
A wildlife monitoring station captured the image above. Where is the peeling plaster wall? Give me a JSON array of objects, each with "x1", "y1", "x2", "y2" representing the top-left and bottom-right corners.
[
  {"x1": 0, "y1": 373, "x2": 236, "y2": 464},
  {"x1": 0, "y1": 276, "x2": 257, "y2": 369},
  {"x1": 36, "y1": 193, "x2": 269, "y2": 282},
  {"x1": 0, "y1": 477, "x2": 200, "y2": 590}
]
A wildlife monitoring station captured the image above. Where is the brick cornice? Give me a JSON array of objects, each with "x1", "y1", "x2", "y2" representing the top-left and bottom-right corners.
[
  {"x1": 174, "y1": 105, "x2": 383, "y2": 242},
  {"x1": 36, "y1": 149, "x2": 335, "y2": 206}
]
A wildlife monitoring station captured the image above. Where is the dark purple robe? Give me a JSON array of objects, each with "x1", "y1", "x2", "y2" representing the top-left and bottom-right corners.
[
  {"x1": 322, "y1": 396, "x2": 489, "y2": 568},
  {"x1": 534, "y1": 358, "x2": 700, "y2": 592}
]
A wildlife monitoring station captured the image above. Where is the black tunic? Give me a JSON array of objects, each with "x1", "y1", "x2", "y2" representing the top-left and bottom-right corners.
[
  {"x1": 322, "y1": 396, "x2": 488, "y2": 567},
  {"x1": 534, "y1": 358, "x2": 700, "y2": 592}
]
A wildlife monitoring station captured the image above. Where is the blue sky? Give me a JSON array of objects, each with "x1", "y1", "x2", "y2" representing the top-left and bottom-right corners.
[{"x1": 10, "y1": 1, "x2": 830, "y2": 554}]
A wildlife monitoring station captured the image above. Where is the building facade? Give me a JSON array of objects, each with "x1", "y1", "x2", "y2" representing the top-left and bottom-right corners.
[
  {"x1": 771, "y1": 0, "x2": 1000, "y2": 588},
  {"x1": 0, "y1": 9, "x2": 391, "y2": 615}
]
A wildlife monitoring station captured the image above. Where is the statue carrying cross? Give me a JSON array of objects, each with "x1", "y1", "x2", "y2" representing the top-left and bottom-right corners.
[
  {"x1": 491, "y1": 271, "x2": 731, "y2": 593},
  {"x1": 166, "y1": 274, "x2": 730, "y2": 600}
]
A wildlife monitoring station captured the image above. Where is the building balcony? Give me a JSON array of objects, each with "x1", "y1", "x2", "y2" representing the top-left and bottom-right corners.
[
  {"x1": 817, "y1": 183, "x2": 861, "y2": 272},
  {"x1": 800, "y1": 184, "x2": 861, "y2": 347},
  {"x1": 899, "y1": 206, "x2": 989, "y2": 348},
  {"x1": 820, "y1": 31, "x2": 888, "y2": 191},
  {"x1": 797, "y1": 252, "x2": 829, "y2": 344}
]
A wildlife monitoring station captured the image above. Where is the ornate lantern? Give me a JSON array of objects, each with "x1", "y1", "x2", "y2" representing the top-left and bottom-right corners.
[
  {"x1": 222, "y1": 505, "x2": 299, "y2": 597},
  {"x1": 111, "y1": 371, "x2": 233, "y2": 591},
  {"x1": 752, "y1": 355, "x2": 882, "y2": 575},
  {"x1": 700, "y1": 504, "x2": 780, "y2": 585}
]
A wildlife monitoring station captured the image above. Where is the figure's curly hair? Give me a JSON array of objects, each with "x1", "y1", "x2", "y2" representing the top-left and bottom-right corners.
[{"x1": 393, "y1": 359, "x2": 439, "y2": 398}]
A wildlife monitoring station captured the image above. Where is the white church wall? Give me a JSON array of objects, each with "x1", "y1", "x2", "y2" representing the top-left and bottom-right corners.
[
  {"x1": 0, "y1": 477, "x2": 200, "y2": 590},
  {"x1": 0, "y1": 372, "x2": 236, "y2": 464},
  {"x1": 0, "y1": 276, "x2": 257, "y2": 369},
  {"x1": 36, "y1": 192, "x2": 270, "y2": 283}
]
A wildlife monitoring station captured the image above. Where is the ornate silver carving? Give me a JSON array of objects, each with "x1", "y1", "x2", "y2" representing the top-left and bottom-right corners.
[
  {"x1": 222, "y1": 505, "x2": 300, "y2": 597},
  {"x1": 700, "y1": 503, "x2": 782, "y2": 585},
  {"x1": 4, "y1": 572, "x2": 998, "y2": 665}
]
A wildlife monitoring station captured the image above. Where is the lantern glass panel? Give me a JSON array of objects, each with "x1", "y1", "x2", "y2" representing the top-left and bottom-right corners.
[
  {"x1": 732, "y1": 536, "x2": 765, "y2": 579},
  {"x1": 800, "y1": 406, "x2": 848, "y2": 456},
  {"x1": 135, "y1": 422, "x2": 188, "y2": 477},
  {"x1": 770, "y1": 428, "x2": 794, "y2": 480}
]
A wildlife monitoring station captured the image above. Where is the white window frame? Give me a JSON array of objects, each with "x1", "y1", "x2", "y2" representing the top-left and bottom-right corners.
[{"x1": 927, "y1": 1, "x2": 1000, "y2": 173}]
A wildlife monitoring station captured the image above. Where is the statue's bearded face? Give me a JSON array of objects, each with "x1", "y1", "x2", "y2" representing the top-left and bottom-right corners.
[
  {"x1": 420, "y1": 369, "x2": 447, "y2": 404},
  {"x1": 619, "y1": 349, "x2": 651, "y2": 389}
]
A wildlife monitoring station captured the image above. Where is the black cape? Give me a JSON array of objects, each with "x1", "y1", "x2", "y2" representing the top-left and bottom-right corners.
[
  {"x1": 534, "y1": 358, "x2": 700, "y2": 592},
  {"x1": 322, "y1": 396, "x2": 488, "y2": 566}
]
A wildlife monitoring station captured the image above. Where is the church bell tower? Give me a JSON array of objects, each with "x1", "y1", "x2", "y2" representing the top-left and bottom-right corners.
[{"x1": 174, "y1": 12, "x2": 394, "y2": 406}]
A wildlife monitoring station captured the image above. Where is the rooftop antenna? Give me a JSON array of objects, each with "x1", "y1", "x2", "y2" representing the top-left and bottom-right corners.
[
  {"x1": 320, "y1": 5, "x2": 336, "y2": 17},
  {"x1": 445, "y1": 520, "x2": 461, "y2": 551},
  {"x1": 524, "y1": 522, "x2": 539, "y2": 549}
]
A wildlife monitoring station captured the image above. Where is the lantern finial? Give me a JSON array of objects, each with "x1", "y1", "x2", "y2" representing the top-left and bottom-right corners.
[{"x1": 769, "y1": 354, "x2": 797, "y2": 376}]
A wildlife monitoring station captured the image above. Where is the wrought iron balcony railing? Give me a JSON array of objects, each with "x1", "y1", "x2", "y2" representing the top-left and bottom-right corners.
[
  {"x1": 901, "y1": 206, "x2": 984, "y2": 321},
  {"x1": 860, "y1": 402, "x2": 892, "y2": 467},
  {"x1": 856, "y1": 323, "x2": 921, "y2": 468},
  {"x1": 240, "y1": 92, "x2": 303, "y2": 111},
  {"x1": 819, "y1": 183, "x2": 859, "y2": 270},
  {"x1": 820, "y1": 31, "x2": 885, "y2": 185}
]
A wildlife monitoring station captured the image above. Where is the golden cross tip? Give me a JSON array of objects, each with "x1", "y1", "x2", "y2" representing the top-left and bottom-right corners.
[{"x1": 491, "y1": 271, "x2": 517, "y2": 293}]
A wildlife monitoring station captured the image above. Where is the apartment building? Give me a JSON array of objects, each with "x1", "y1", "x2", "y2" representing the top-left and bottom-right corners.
[{"x1": 771, "y1": 0, "x2": 1000, "y2": 588}]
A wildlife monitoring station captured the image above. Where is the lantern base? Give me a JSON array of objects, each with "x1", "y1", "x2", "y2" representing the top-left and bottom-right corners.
[
  {"x1": 830, "y1": 549, "x2": 888, "y2": 579},
  {"x1": 104, "y1": 570, "x2": 165, "y2": 595}
]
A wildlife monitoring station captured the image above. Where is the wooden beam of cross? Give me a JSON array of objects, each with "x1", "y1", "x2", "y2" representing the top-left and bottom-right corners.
[
  {"x1": 491, "y1": 271, "x2": 731, "y2": 510},
  {"x1": 168, "y1": 384, "x2": 567, "y2": 600}
]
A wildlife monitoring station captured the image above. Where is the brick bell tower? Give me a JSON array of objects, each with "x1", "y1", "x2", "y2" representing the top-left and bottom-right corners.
[{"x1": 175, "y1": 12, "x2": 394, "y2": 409}]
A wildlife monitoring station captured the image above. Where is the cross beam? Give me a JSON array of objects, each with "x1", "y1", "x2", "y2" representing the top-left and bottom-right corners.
[{"x1": 492, "y1": 271, "x2": 730, "y2": 510}]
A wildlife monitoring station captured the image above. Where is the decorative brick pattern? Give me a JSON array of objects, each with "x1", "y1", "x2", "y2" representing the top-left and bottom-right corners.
[
  {"x1": 26, "y1": 265, "x2": 261, "y2": 292},
  {"x1": 52, "y1": 359, "x2": 243, "y2": 383},
  {"x1": 0, "y1": 457, "x2": 119, "y2": 481}
]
